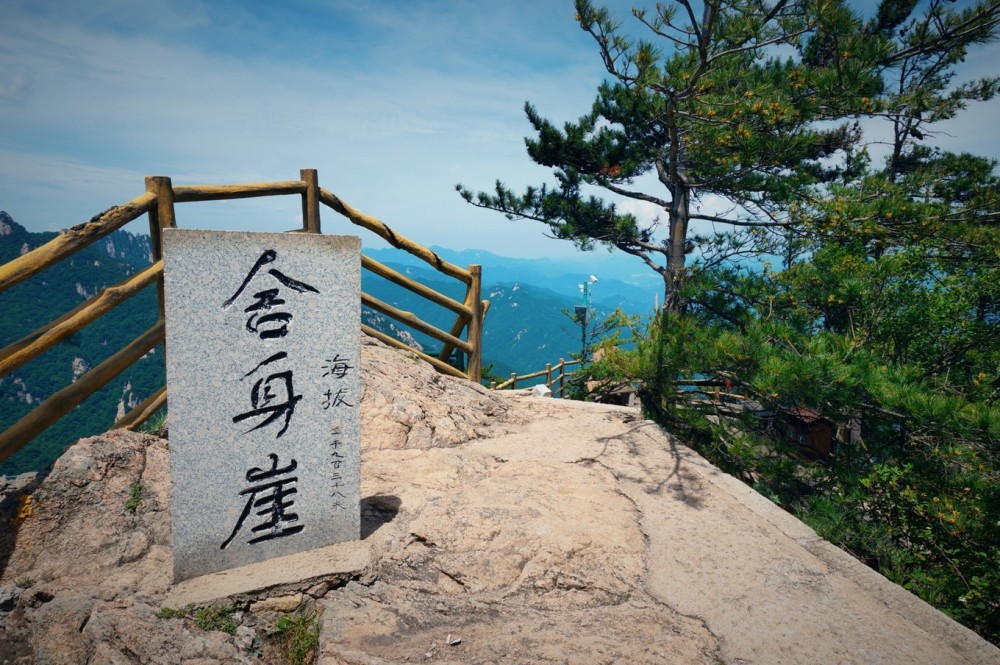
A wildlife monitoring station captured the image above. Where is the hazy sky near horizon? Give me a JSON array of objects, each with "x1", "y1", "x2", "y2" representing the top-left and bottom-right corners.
[{"x1": 2, "y1": 0, "x2": 998, "y2": 259}]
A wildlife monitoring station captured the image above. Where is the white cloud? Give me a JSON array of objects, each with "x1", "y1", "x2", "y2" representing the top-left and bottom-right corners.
[
  {"x1": 0, "y1": 2, "x2": 609, "y2": 256},
  {"x1": 1, "y1": 0, "x2": 997, "y2": 259}
]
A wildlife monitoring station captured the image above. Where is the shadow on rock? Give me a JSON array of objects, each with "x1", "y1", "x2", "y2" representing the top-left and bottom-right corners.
[
  {"x1": 361, "y1": 494, "x2": 401, "y2": 539},
  {"x1": 0, "y1": 470, "x2": 48, "y2": 579}
]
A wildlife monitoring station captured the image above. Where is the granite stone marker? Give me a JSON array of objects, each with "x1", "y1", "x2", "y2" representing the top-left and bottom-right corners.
[{"x1": 162, "y1": 229, "x2": 361, "y2": 582}]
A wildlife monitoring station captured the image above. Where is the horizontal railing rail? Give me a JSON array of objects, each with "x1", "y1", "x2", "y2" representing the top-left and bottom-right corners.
[
  {"x1": 319, "y1": 188, "x2": 471, "y2": 283},
  {"x1": 318, "y1": 187, "x2": 486, "y2": 378},
  {"x1": 172, "y1": 181, "x2": 307, "y2": 202},
  {"x1": 493, "y1": 358, "x2": 582, "y2": 398},
  {"x1": 361, "y1": 293, "x2": 473, "y2": 354},
  {"x1": 359, "y1": 324, "x2": 467, "y2": 379},
  {"x1": 0, "y1": 168, "x2": 487, "y2": 464},
  {"x1": 0, "y1": 193, "x2": 157, "y2": 292},
  {"x1": 0, "y1": 322, "x2": 165, "y2": 462},
  {"x1": 361, "y1": 255, "x2": 471, "y2": 318},
  {"x1": 0, "y1": 261, "x2": 164, "y2": 378}
]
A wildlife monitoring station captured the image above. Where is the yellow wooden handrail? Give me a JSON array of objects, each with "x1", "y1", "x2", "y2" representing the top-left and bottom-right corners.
[
  {"x1": 0, "y1": 322, "x2": 165, "y2": 463},
  {"x1": 0, "y1": 261, "x2": 163, "y2": 378},
  {"x1": 0, "y1": 193, "x2": 156, "y2": 292},
  {"x1": 318, "y1": 187, "x2": 471, "y2": 284},
  {"x1": 172, "y1": 181, "x2": 307, "y2": 202},
  {"x1": 0, "y1": 169, "x2": 487, "y2": 464}
]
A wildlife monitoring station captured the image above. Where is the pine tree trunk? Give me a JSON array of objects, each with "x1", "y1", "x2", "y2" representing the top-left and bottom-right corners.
[{"x1": 664, "y1": 181, "x2": 690, "y2": 313}]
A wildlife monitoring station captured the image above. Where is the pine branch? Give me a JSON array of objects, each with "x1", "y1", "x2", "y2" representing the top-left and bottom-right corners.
[
  {"x1": 599, "y1": 181, "x2": 671, "y2": 208},
  {"x1": 882, "y1": 5, "x2": 1000, "y2": 65},
  {"x1": 689, "y1": 213, "x2": 798, "y2": 228}
]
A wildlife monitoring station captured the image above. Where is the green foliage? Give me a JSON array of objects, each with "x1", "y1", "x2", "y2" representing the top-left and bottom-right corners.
[
  {"x1": 580, "y1": 72, "x2": 1000, "y2": 636},
  {"x1": 271, "y1": 611, "x2": 320, "y2": 665},
  {"x1": 460, "y1": 0, "x2": 1000, "y2": 321},
  {"x1": 459, "y1": 0, "x2": 898, "y2": 310},
  {"x1": 139, "y1": 409, "x2": 168, "y2": 437},
  {"x1": 192, "y1": 604, "x2": 239, "y2": 635},
  {"x1": 0, "y1": 217, "x2": 162, "y2": 476},
  {"x1": 592, "y1": 295, "x2": 1000, "y2": 642},
  {"x1": 797, "y1": 448, "x2": 1000, "y2": 632},
  {"x1": 479, "y1": 362, "x2": 508, "y2": 388},
  {"x1": 155, "y1": 606, "x2": 191, "y2": 620},
  {"x1": 156, "y1": 604, "x2": 240, "y2": 635},
  {"x1": 124, "y1": 483, "x2": 143, "y2": 515},
  {"x1": 505, "y1": 7, "x2": 999, "y2": 641}
]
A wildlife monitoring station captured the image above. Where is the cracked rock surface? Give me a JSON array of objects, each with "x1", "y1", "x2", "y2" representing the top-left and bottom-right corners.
[
  {"x1": 2, "y1": 338, "x2": 997, "y2": 664},
  {"x1": 359, "y1": 336, "x2": 526, "y2": 450}
]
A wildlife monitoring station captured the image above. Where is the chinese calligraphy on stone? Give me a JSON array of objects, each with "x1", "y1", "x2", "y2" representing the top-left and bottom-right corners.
[
  {"x1": 232, "y1": 352, "x2": 302, "y2": 437},
  {"x1": 225, "y1": 250, "x2": 319, "y2": 439},
  {"x1": 164, "y1": 230, "x2": 361, "y2": 582},
  {"x1": 221, "y1": 453, "x2": 303, "y2": 549}
]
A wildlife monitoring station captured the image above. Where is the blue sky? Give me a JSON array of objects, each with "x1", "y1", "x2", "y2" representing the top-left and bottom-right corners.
[{"x1": 2, "y1": 0, "x2": 998, "y2": 259}]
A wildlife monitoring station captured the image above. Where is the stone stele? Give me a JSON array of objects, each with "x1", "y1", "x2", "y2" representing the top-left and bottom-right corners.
[{"x1": 162, "y1": 229, "x2": 361, "y2": 582}]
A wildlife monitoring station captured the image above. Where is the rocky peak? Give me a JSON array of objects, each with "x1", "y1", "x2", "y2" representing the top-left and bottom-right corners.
[
  {"x1": 0, "y1": 336, "x2": 996, "y2": 664},
  {"x1": 0, "y1": 212, "x2": 24, "y2": 239},
  {"x1": 71, "y1": 357, "x2": 90, "y2": 383}
]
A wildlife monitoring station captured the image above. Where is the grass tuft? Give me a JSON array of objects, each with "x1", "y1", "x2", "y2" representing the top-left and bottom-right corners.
[{"x1": 272, "y1": 610, "x2": 320, "y2": 664}]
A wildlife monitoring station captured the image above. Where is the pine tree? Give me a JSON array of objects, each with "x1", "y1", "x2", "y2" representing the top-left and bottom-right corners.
[
  {"x1": 460, "y1": 0, "x2": 887, "y2": 311},
  {"x1": 459, "y1": 0, "x2": 999, "y2": 316},
  {"x1": 465, "y1": 0, "x2": 1000, "y2": 641}
]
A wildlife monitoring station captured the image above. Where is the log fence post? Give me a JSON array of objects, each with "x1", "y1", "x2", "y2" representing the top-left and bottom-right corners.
[
  {"x1": 466, "y1": 265, "x2": 483, "y2": 381},
  {"x1": 146, "y1": 176, "x2": 176, "y2": 323},
  {"x1": 301, "y1": 168, "x2": 321, "y2": 233}
]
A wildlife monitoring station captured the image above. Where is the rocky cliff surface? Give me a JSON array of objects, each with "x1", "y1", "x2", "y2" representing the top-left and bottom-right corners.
[{"x1": 1, "y1": 337, "x2": 997, "y2": 664}]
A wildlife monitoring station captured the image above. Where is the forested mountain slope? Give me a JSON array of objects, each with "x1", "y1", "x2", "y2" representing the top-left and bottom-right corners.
[{"x1": 0, "y1": 213, "x2": 162, "y2": 476}]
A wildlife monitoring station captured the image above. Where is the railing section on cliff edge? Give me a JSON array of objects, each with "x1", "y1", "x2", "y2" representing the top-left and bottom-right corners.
[
  {"x1": 492, "y1": 358, "x2": 582, "y2": 398},
  {"x1": 0, "y1": 169, "x2": 488, "y2": 463}
]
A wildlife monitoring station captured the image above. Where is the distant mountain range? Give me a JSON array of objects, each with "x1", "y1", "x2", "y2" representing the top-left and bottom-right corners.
[
  {"x1": 1, "y1": 213, "x2": 659, "y2": 474},
  {"x1": 366, "y1": 245, "x2": 663, "y2": 314},
  {"x1": 362, "y1": 247, "x2": 660, "y2": 378}
]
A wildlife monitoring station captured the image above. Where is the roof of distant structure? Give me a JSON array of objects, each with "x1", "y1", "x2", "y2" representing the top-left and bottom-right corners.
[{"x1": 786, "y1": 406, "x2": 832, "y2": 425}]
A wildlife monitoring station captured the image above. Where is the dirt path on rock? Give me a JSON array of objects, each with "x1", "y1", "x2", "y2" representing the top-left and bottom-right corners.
[{"x1": 319, "y1": 395, "x2": 997, "y2": 664}]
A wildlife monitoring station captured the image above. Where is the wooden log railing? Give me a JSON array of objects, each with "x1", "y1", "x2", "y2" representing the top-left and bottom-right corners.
[
  {"x1": 492, "y1": 358, "x2": 582, "y2": 398},
  {"x1": 0, "y1": 169, "x2": 487, "y2": 464},
  {"x1": 0, "y1": 193, "x2": 157, "y2": 292},
  {"x1": 0, "y1": 261, "x2": 164, "y2": 378},
  {"x1": 0, "y1": 322, "x2": 165, "y2": 463}
]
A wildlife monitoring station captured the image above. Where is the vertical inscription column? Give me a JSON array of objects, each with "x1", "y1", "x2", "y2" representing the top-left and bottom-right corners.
[{"x1": 163, "y1": 229, "x2": 361, "y2": 582}]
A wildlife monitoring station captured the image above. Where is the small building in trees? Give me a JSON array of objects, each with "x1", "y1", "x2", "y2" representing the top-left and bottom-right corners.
[
  {"x1": 591, "y1": 382, "x2": 640, "y2": 408},
  {"x1": 784, "y1": 407, "x2": 836, "y2": 458}
]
